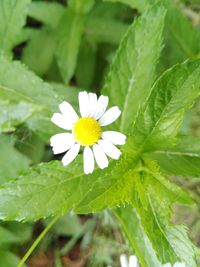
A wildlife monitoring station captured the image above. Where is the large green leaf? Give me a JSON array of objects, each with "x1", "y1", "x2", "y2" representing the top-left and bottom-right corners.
[
  {"x1": 102, "y1": 4, "x2": 166, "y2": 133},
  {"x1": 0, "y1": 152, "x2": 137, "y2": 221},
  {"x1": 149, "y1": 135, "x2": 200, "y2": 177},
  {"x1": 114, "y1": 206, "x2": 162, "y2": 267},
  {"x1": 131, "y1": 60, "x2": 200, "y2": 152},
  {"x1": 0, "y1": 0, "x2": 30, "y2": 57}
]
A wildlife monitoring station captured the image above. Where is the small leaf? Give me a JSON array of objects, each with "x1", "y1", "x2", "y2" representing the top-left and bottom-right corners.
[
  {"x1": 28, "y1": 1, "x2": 64, "y2": 28},
  {"x1": 0, "y1": 0, "x2": 30, "y2": 57},
  {"x1": 102, "y1": 4, "x2": 166, "y2": 133},
  {"x1": 69, "y1": 0, "x2": 95, "y2": 14},
  {"x1": 85, "y1": 16, "x2": 127, "y2": 45},
  {"x1": 22, "y1": 26, "x2": 57, "y2": 76},
  {"x1": 56, "y1": 9, "x2": 85, "y2": 83}
]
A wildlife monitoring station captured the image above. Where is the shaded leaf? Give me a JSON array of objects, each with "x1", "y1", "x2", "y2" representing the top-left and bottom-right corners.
[
  {"x1": 0, "y1": 0, "x2": 30, "y2": 57},
  {"x1": 0, "y1": 134, "x2": 30, "y2": 184},
  {"x1": 56, "y1": 9, "x2": 85, "y2": 83}
]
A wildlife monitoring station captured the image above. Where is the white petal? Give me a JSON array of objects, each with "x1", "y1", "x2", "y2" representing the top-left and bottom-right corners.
[
  {"x1": 51, "y1": 113, "x2": 71, "y2": 130},
  {"x1": 50, "y1": 133, "x2": 75, "y2": 155},
  {"x1": 83, "y1": 146, "x2": 95, "y2": 174},
  {"x1": 59, "y1": 101, "x2": 79, "y2": 126},
  {"x1": 99, "y1": 106, "x2": 121, "y2": 126},
  {"x1": 79, "y1": 91, "x2": 90, "y2": 117},
  {"x1": 120, "y1": 254, "x2": 129, "y2": 267},
  {"x1": 88, "y1": 93, "x2": 98, "y2": 117},
  {"x1": 128, "y1": 256, "x2": 138, "y2": 267},
  {"x1": 93, "y1": 144, "x2": 108, "y2": 169},
  {"x1": 102, "y1": 131, "x2": 126, "y2": 145},
  {"x1": 61, "y1": 144, "x2": 80, "y2": 166},
  {"x1": 98, "y1": 140, "x2": 121, "y2": 160},
  {"x1": 94, "y1": 95, "x2": 109, "y2": 120}
]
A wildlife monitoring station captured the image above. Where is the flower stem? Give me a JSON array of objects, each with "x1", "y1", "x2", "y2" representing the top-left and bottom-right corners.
[{"x1": 17, "y1": 215, "x2": 60, "y2": 267}]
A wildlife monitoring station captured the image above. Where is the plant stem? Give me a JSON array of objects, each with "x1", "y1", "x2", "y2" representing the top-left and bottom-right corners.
[{"x1": 17, "y1": 215, "x2": 60, "y2": 267}]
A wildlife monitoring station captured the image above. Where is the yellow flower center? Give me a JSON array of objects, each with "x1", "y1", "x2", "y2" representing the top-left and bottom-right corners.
[{"x1": 73, "y1": 118, "x2": 101, "y2": 146}]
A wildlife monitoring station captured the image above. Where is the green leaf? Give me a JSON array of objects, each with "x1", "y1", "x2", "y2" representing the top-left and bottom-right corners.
[
  {"x1": 85, "y1": 16, "x2": 127, "y2": 45},
  {"x1": 114, "y1": 206, "x2": 162, "y2": 267},
  {"x1": 75, "y1": 39, "x2": 97, "y2": 88},
  {"x1": 149, "y1": 135, "x2": 200, "y2": 177},
  {"x1": 56, "y1": 9, "x2": 85, "y2": 83},
  {"x1": 0, "y1": 0, "x2": 30, "y2": 57},
  {"x1": 0, "y1": 56, "x2": 61, "y2": 140},
  {"x1": 69, "y1": 0, "x2": 95, "y2": 14},
  {"x1": 131, "y1": 60, "x2": 200, "y2": 153},
  {"x1": 0, "y1": 250, "x2": 24, "y2": 267},
  {"x1": 28, "y1": 1, "x2": 64, "y2": 28},
  {"x1": 0, "y1": 135, "x2": 30, "y2": 184},
  {"x1": 102, "y1": 4, "x2": 166, "y2": 133},
  {"x1": 104, "y1": 0, "x2": 152, "y2": 12},
  {"x1": 0, "y1": 152, "x2": 137, "y2": 221},
  {"x1": 166, "y1": 4, "x2": 200, "y2": 59},
  {"x1": 130, "y1": 158, "x2": 196, "y2": 266},
  {"x1": 0, "y1": 226, "x2": 20, "y2": 247},
  {"x1": 22, "y1": 26, "x2": 57, "y2": 77}
]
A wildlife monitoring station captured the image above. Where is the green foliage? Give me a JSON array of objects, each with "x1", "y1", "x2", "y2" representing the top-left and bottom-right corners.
[
  {"x1": 69, "y1": 0, "x2": 95, "y2": 14},
  {"x1": 104, "y1": 0, "x2": 151, "y2": 12},
  {"x1": 56, "y1": 9, "x2": 85, "y2": 83},
  {"x1": 28, "y1": 1, "x2": 64, "y2": 28},
  {"x1": 0, "y1": 251, "x2": 23, "y2": 267},
  {"x1": 0, "y1": 0, "x2": 30, "y2": 57},
  {"x1": 0, "y1": 56, "x2": 61, "y2": 140},
  {"x1": 132, "y1": 61, "x2": 200, "y2": 152},
  {"x1": 0, "y1": 153, "x2": 137, "y2": 220},
  {"x1": 103, "y1": 4, "x2": 166, "y2": 133},
  {"x1": 161, "y1": 3, "x2": 200, "y2": 71},
  {"x1": 22, "y1": 26, "x2": 57, "y2": 76},
  {"x1": 130, "y1": 159, "x2": 196, "y2": 265},
  {"x1": 149, "y1": 135, "x2": 200, "y2": 177},
  {"x1": 1, "y1": 1, "x2": 200, "y2": 266}
]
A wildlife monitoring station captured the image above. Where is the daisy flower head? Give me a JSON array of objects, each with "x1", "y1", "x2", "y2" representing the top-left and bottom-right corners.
[{"x1": 50, "y1": 91, "x2": 126, "y2": 174}]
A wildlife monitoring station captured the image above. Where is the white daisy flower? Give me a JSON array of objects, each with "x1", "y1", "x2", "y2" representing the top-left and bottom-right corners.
[{"x1": 50, "y1": 91, "x2": 126, "y2": 174}]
